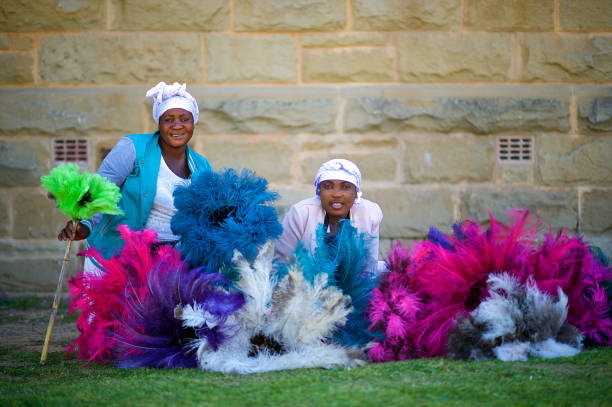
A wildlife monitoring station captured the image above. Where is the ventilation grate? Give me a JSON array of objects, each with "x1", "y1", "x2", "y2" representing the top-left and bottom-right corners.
[
  {"x1": 53, "y1": 138, "x2": 89, "y2": 164},
  {"x1": 497, "y1": 137, "x2": 533, "y2": 163}
]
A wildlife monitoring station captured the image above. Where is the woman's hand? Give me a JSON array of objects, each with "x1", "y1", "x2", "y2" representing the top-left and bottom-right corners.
[{"x1": 58, "y1": 220, "x2": 90, "y2": 241}]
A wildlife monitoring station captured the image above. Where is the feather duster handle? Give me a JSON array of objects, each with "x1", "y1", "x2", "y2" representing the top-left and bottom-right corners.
[
  {"x1": 41, "y1": 163, "x2": 122, "y2": 221},
  {"x1": 171, "y1": 168, "x2": 282, "y2": 275},
  {"x1": 40, "y1": 163, "x2": 121, "y2": 364}
]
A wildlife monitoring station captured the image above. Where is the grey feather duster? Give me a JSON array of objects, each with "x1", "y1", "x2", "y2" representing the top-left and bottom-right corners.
[{"x1": 447, "y1": 273, "x2": 583, "y2": 361}]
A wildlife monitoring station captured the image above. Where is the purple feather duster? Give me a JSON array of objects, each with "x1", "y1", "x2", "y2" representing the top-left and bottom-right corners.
[{"x1": 114, "y1": 260, "x2": 245, "y2": 369}]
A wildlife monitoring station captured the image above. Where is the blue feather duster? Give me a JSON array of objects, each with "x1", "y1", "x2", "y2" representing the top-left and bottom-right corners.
[
  {"x1": 171, "y1": 168, "x2": 282, "y2": 276},
  {"x1": 114, "y1": 262, "x2": 245, "y2": 369},
  {"x1": 294, "y1": 220, "x2": 381, "y2": 347}
]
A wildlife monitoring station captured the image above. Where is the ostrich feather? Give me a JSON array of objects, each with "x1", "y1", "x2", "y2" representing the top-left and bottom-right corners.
[
  {"x1": 232, "y1": 242, "x2": 276, "y2": 331},
  {"x1": 171, "y1": 168, "x2": 282, "y2": 275},
  {"x1": 447, "y1": 272, "x2": 583, "y2": 361},
  {"x1": 198, "y1": 343, "x2": 366, "y2": 374},
  {"x1": 294, "y1": 220, "x2": 380, "y2": 348},
  {"x1": 114, "y1": 263, "x2": 244, "y2": 369},
  {"x1": 269, "y1": 269, "x2": 352, "y2": 348},
  {"x1": 369, "y1": 209, "x2": 611, "y2": 362},
  {"x1": 528, "y1": 231, "x2": 612, "y2": 345},
  {"x1": 193, "y1": 243, "x2": 365, "y2": 374},
  {"x1": 41, "y1": 163, "x2": 122, "y2": 221},
  {"x1": 67, "y1": 225, "x2": 180, "y2": 363}
]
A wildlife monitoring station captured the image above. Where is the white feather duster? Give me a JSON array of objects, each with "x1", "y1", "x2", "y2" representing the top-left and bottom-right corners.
[
  {"x1": 196, "y1": 241, "x2": 367, "y2": 374},
  {"x1": 232, "y1": 241, "x2": 276, "y2": 332},
  {"x1": 268, "y1": 268, "x2": 352, "y2": 349}
]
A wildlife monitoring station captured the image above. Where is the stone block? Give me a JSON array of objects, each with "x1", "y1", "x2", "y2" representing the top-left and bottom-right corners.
[
  {"x1": 353, "y1": 136, "x2": 399, "y2": 150},
  {"x1": 92, "y1": 136, "x2": 123, "y2": 170},
  {"x1": 275, "y1": 188, "x2": 313, "y2": 206},
  {"x1": 0, "y1": 138, "x2": 50, "y2": 187},
  {"x1": 110, "y1": 0, "x2": 229, "y2": 31},
  {"x1": 582, "y1": 235, "x2": 612, "y2": 261},
  {"x1": 299, "y1": 152, "x2": 397, "y2": 184},
  {"x1": 0, "y1": 193, "x2": 9, "y2": 236},
  {"x1": 235, "y1": 0, "x2": 345, "y2": 31},
  {"x1": 537, "y1": 135, "x2": 612, "y2": 186},
  {"x1": 11, "y1": 35, "x2": 34, "y2": 50},
  {"x1": 302, "y1": 33, "x2": 386, "y2": 48},
  {"x1": 498, "y1": 163, "x2": 532, "y2": 184},
  {"x1": 0, "y1": 0, "x2": 105, "y2": 31},
  {"x1": 0, "y1": 88, "x2": 142, "y2": 135},
  {"x1": 398, "y1": 32, "x2": 511, "y2": 82},
  {"x1": 520, "y1": 34, "x2": 612, "y2": 82},
  {"x1": 13, "y1": 189, "x2": 67, "y2": 239},
  {"x1": 207, "y1": 35, "x2": 296, "y2": 83},
  {"x1": 0, "y1": 239, "x2": 77, "y2": 258},
  {"x1": 0, "y1": 53, "x2": 34, "y2": 84},
  {"x1": 402, "y1": 135, "x2": 494, "y2": 183},
  {"x1": 39, "y1": 33, "x2": 200, "y2": 84},
  {"x1": 206, "y1": 34, "x2": 297, "y2": 82},
  {"x1": 367, "y1": 188, "x2": 455, "y2": 238},
  {"x1": 581, "y1": 189, "x2": 612, "y2": 234},
  {"x1": 0, "y1": 35, "x2": 9, "y2": 50},
  {"x1": 274, "y1": 187, "x2": 314, "y2": 220},
  {"x1": 578, "y1": 97, "x2": 612, "y2": 134},
  {"x1": 299, "y1": 135, "x2": 337, "y2": 151},
  {"x1": 0, "y1": 257, "x2": 81, "y2": 293},
  {"x1": 345, "y1": 96, "x2": 569, "y2": 134},
  {"x1": 459, "y1": 187, "x2": 578, "y2": 230},
  {"x1": 560, "y1": 0, "x2": 612, "y2": 31},
  {"x1": 195, "y1": 96, "x2": 336, "y2": 134},
  {"x1": 352, "y1": 0, "x2": 460, "y2": 30},
  {"x1": 465, "y1": 0, "x2": 553, "y2": 31},
  {"x1": 302, "y1": 48, "x2": 394, "y2": 83},
  {"x1": 197, "y1": 136, "x2": 294, "y2": 183}
]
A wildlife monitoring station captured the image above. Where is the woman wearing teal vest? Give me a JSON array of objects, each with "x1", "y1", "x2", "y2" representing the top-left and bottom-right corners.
[{"x1": 58, "y1": 82, "x2": 211, "y2": 273}]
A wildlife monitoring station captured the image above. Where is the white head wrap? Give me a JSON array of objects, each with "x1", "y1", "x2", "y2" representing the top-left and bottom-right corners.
[
  {"x1": 145, "y1": 82, "x2": 199, "y2": 124},
  {"x1": 313, "y1": 158, "x2": 362, "y2": 204}
]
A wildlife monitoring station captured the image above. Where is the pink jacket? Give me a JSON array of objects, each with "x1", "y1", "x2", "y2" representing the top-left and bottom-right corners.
[{"x1": 274, "y1": 196, "x2": 383, "y2": 267}]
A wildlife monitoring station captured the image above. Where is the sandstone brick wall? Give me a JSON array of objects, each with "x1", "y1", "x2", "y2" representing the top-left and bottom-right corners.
[{"x1": 1, "y1": 0, "x2": 611, "y2": 292}]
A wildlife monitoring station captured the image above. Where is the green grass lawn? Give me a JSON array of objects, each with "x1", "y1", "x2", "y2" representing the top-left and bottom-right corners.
[{"x1": 1, "y1": 297, "x2": 611, "y2": 407}]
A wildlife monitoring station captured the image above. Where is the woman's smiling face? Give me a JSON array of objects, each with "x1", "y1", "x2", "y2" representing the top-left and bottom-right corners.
[
  {"x1": 318, "y1": 179, "x2": 357, "y2": 224},
  {"x1": 158, "y1": 108, "x2": 194, "y2": 149}
]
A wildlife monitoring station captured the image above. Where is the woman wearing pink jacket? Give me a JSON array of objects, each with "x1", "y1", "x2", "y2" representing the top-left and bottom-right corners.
[{"x1": 274, "y1": 159, "x2": 384, "y2": 272}]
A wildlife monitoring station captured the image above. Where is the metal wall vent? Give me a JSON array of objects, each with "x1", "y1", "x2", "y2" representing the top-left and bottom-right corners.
[
  {"x1": 497, "y1": 137, "x2": 533, "y2": 163},
  {"x1": 53, "y1": 138, "x2": 89, "y2": 164}
]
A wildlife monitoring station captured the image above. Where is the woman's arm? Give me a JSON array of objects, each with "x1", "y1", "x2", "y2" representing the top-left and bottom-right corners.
[
  {"x1": 273, "y1": 204, "x2": 306, "y2": 264},
  {"x1": 78, "y1": 137, "x2": 136, "y2": 233},
  {"x1": 368, "y1": 202, "x2": 384, "y2": 272}
]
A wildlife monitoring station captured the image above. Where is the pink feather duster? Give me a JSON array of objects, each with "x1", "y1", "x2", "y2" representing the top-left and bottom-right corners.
[
  {"x1": 368, "y1": 210, "x2": 612, "y2": 362},
  {"x1": 67, "y1": 225, "x2": 182, "y2": 363}
]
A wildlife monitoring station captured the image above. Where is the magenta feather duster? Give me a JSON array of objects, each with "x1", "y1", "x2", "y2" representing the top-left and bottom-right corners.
[
  {"x1": 368, "y1": 210, "x2": 612, "y2": 362},
  {"x1": 67, "y1": 225, "x2": 183, "y2": 363}
]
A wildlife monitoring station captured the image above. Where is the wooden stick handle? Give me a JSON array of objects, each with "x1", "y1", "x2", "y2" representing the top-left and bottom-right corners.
[{"x1": 40, "y1": 239, "x2": 73, "y2": 365}]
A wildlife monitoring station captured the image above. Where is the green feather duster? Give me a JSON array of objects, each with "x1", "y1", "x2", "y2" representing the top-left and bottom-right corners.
[{"x1": 41, "y1": 163, "x2": 123, "y2": 221}]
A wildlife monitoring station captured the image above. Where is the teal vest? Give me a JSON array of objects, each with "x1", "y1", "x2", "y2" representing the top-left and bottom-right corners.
[{"x1": 87, "y1": 132, "x2": 211, "y2": 259}]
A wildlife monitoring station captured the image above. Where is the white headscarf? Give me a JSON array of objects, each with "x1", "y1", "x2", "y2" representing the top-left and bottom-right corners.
[
  {"x1": 145, "y1": 82, "x2": 199, "y2": 124},
  {"x1": 313, "y1": 158, "x2": 362, "y2": 204}
]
